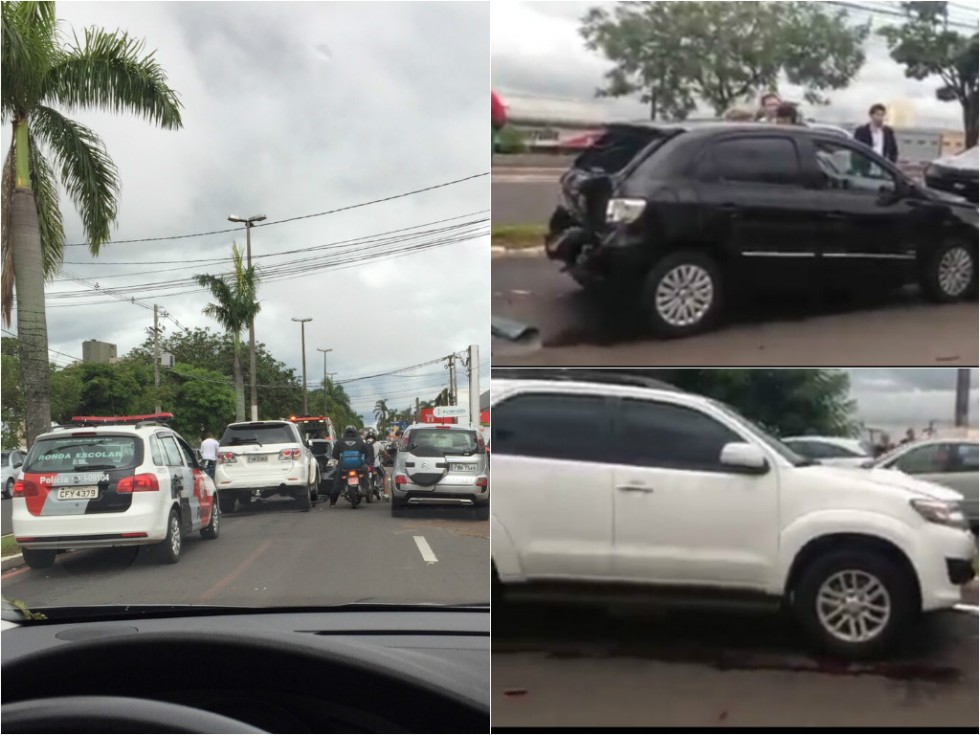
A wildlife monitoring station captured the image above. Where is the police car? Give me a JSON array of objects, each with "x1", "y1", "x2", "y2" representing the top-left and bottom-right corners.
[{"x1": 11, "y1": 413, "x2": 220, "y2": 569}]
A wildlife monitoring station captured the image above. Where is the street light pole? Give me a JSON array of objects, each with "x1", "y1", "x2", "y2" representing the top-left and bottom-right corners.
[
  {"x1": 228, "y1": 213, "x2": 266, "y2": 421},
  {"x1": 292, "y1": 317, "x2": 313, "y2": 415},
  {"x1": 316, "y1": 348, "x2": 333, "y2": 417}
]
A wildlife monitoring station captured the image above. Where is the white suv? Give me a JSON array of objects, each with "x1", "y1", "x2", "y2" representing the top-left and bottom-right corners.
[
  {"x1": 12, "y1": 416, "x2": 220, "y2": 569},
  {"x1": 490, "y1": 373, "x2": 976, "y2": 659},
  {"x1": 214, "y1": 420, "x2": 320, "y2": 512}
]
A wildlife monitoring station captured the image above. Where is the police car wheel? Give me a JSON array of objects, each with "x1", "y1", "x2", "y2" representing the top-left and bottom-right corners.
[
  {"x1": 22, "y1": 548, "x2": 57, "y2": 569},
  {"x1": 200, "y1": 496, "x2": 220, "y2": 540},
  {"x1": 157, "y1": 509, "x2": 182, "y2": 564}
]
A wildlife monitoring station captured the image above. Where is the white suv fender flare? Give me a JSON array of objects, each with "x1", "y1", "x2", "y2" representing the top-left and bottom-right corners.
[
  {"x1": 491, "y1": 517, "x2": 524, "y2": 582},
  {"x1": 775, "y1": 509, "x2": 921, "y2": 596}
]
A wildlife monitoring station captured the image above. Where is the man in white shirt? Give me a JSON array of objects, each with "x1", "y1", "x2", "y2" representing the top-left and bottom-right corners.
[
  {"x1": 854, "y1": 103, "x2": 898, "y2": 163},
  {"x1": 200, "y1": 431, "x2": 220, "y2": 479}
]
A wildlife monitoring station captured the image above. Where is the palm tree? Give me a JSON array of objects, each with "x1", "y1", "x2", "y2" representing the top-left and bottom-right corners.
[
  {"x1": 195, "y1": 245, "x2": 260, "y2": 421},
  {"x1": 373, "y1": 399, "x2": 389, "y2": 431},
  {"x1": 1, "y1": 1, "x2": 182, "y2": 444}
]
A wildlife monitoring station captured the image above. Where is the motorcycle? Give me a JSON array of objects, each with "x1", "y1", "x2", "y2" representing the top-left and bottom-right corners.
[
  {"x1": 364, "y1": 467, "x2": 383, "y2": 503},
  {"x1": 342, "y1": 468, "x2": 363, "y2": 509}
]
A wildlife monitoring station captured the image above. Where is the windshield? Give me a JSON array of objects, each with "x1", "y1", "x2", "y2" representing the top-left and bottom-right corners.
[
  {"x1": 23, "y1": 436, "x2": 140, "y2": 472},
  {"x1": 709, "y1": 400, "x2": 811, "y2": 466},
  {"x1": 0, "y1": 1, "x2": 488, "y2": 619},
  {"x1": 407, "y1": 428, "x2": 481, "y2": 455}
]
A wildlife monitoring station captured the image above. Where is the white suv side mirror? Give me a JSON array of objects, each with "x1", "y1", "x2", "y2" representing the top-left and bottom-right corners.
[{"x1": 719, "y1": 442, "x2": 769, "y2": 474}]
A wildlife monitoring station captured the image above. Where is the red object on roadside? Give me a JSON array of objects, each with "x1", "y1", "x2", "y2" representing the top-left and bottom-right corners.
[
  {"x1": 491, "y1": 90, "x2": 507, "y2": 130},
  {"x1": 419, "y1": 407, "x2": 454, "y2": 425}
]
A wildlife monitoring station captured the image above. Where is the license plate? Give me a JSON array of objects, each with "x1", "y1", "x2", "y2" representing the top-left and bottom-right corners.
[
  {"x1": 451, "y1": 463, "x2": 476, "y2": 473},
  {"x1": 346, "y1": 476, "x2": 359, "y2": 486},
  {"x1": 247, "y1": 455, "x2": 268, "y2": 463},
  {"x1": 57, "y1": 486, "x2": 98, "y2": 500}
]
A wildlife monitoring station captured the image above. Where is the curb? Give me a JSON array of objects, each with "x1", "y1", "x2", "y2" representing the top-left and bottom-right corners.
[
  {"x1": 492, "y1": 246, "x2": 545, "y2": 258},
  {"x1": 1, "y1": 553, "x2": 23, "y2": 572}
]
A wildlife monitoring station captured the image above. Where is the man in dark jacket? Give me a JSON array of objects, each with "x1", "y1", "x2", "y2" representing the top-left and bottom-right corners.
[
  {"x1": 853, "y1": 103, "x2": 898, "y2": 163},
  {"x1": 330, "y1": 425, "x2": 374, "y2": 507}
]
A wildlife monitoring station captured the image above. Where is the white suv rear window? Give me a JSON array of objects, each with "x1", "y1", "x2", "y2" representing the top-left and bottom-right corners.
[
  {"x1": 221, "y1": 423, "x2": 296, "y2": 446},
  {"x1": 25, "y1": 435, "x2": 140, "y2": 472}
]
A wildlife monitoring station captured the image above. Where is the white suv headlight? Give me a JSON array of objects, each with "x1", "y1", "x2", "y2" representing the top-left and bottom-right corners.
[
  {"x1": 910, "y1": 498, "x2": 968, "y2": 528},
  {"x1": 605, "y1": 198, "x2": 646, "y2": 224}
]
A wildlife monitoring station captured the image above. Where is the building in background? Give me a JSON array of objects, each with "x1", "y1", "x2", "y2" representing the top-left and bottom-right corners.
[{"x1": 82, "y1": 339, "x2": 117, "y2": 365}]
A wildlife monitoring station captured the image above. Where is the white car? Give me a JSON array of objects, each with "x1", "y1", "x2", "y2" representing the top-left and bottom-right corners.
[
  {"x1": 2, "y1": 449, "x2": 26, "y2": 498},
  {"x1": 871, "y1": 438, "x2": 979, "y2": 530},
  {"x1": 782, "y1": 436, "x2": 872, "y2": 468},
  {"x1": 11, "y1": 415, "x2": 220, "y2": 569},
  {"x1": 214, "y1": 420, "x2": 320, "y2": 513},
  {"x1": 490, "y1": 373, "x2": 976, "y2": 659}
]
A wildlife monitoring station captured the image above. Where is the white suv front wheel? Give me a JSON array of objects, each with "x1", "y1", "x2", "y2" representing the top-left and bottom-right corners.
[{"x1": 792, "y1": 549, "x2": 915, "y2": 659}]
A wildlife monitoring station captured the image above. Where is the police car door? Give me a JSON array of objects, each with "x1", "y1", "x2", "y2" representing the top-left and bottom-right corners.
[
  {"x1": 158, "y1": 434, "x2": 194, "y2": 533},
  {"x1": 175, "y1": 435, "x2": 210, "y2": 531}
]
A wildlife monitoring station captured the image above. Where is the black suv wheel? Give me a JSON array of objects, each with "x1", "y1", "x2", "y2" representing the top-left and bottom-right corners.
[
  {"x1": 641, "y1": 250, "x2": 724, "y2": 337},
  {"x1": 920, "y1": 241, "x2": 977, "y2": 302}
]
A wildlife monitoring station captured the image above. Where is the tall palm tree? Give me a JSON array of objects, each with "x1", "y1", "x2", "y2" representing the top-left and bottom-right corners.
[
  {"x1": 373, "y1": 399, "x2": 389, "y2": 430},
  {"x1": 1, "y1": 1, "x2": 182, "y2": 444},
  {"x1": 195, "y1": 245, "x2": 261, "y2": 421}
]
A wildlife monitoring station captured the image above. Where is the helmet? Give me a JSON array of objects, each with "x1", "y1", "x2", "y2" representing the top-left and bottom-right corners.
[
  {"x1": 365, "y1": 428, "x2": 377, "y2": 440},
  {"x1": 343, "y1": 425, "x2": 358, "y2": 436}
]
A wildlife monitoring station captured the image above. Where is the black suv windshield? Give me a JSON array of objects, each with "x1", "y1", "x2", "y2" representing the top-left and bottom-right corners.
[
  {"x1": 24, "y1": 435, "x2": 140, "y2": 473},
  {"x1": 221, "y1": 423, "x2": 294, "y2": 446},
  {"x1": 574, "y1": 127, "x2": 671, "y2": 174},
  {"x1": 407, "y1": 429, "x2": 480, "y2": 455}
]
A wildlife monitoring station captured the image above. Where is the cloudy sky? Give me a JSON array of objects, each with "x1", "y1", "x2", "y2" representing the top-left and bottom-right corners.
[
  {"x1": 491, "y1": 0, "x2": 978, "y2": 127},
  {"x1": 3, "y1": 1, "x2": 489, "y2": 422},
  {"x1": 846, "y1": 368, "x2": 978, "y2": 436}
]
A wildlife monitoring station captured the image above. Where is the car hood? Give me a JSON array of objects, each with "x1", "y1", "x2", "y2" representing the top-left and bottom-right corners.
[{"x1": 805, "y1": 465, "x2": 964, "y2": 502}]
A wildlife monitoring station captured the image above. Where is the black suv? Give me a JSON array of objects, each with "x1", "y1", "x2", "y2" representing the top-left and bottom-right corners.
[{"x1": 546, "y1": 122, "x2": 978, "y2": 337}]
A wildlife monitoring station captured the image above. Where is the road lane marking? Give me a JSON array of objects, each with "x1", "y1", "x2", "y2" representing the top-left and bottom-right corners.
[
  {"x1": 954, "y1": 603, "x2": 979, "y2": 614},
  {"x1": 199, "y1": 538, "x2": 274, "y2": 602},
  {"x1": 413, "y1": 536, "x2": 438, "y2": 564}
]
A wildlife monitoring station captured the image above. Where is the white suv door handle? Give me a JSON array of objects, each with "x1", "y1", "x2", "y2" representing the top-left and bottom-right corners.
[{"x1": 617, "y1": 484, "x2": 653, "y2": 493}]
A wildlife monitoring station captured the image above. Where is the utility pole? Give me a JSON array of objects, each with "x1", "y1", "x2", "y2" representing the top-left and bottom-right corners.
[
  {"x1": 153, "y1": 305, "x2": 161, "y2": 413},
  {"x1": 415, "y1": 396, "x2": 421, "y2": 423},
  {"x1": 955, "y1": 368, "x2": 971, "y2": 427},
  {"x1": 466, "y1": 344, "x2": 480, "y2": 429},
  {"x1": 316, "y1": 348, "x2": 333, "y2": 417},
  {"x1": 292, "y1": 317, "x2": 312, "y2": 415},
  {"x1": 228, "y1": 214, "x2": 266, "y2": 421}
]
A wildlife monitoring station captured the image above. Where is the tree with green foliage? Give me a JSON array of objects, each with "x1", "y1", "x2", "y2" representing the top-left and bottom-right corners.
[
  {"x1": 373, "y1": 399, "x2": 389, "y2": 431},
  {"x1": 195, "y1": 244, "x2": 261, "y2": 421},
  {"x1": 639, "y1": 369, "x2": 859, "y2": 437},
  {"x1": 580, "y1": 1, "x2": 869, "y2": 119},
  {"x1": 164, "y1": 363, "x2": 236, "y2": 441},
  {"x1": 1, "y1": 336, "x2": 24, "y2": 447},
  {"x1": 308, "y1": 378, "x2": 361, "y2": 434},
  {"x1": 1, "y1": 1, "x2": 182, "y2": 446},
  {"x1": 496, "y1": 126, "x2": 528, "y2": 154},
  {"x1": 879, "y1": 2, "x2": 978, "y2": 148}
]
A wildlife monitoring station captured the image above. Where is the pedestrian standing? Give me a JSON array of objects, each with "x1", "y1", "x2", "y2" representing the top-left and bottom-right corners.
[
  {"x1": 756, "y1": 92, "x2": 781, "y2": 123},
  {"x1": 853, "y1": 103, "x2": 899, "y2": 163},
  {"x1": 775, "y1": 102, "x2": 800, "y2": 126},
  {"x1": 200, "y1": 430, "x2": 220, "y2": 479}
]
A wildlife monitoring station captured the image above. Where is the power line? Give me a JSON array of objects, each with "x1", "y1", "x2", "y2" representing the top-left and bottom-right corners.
[
  {"x1": 824, "y1": 1, "x2": 978, "y2": 30},
  {"x1": 63, "y1": 172, "x2": 489, "y2": 248}
]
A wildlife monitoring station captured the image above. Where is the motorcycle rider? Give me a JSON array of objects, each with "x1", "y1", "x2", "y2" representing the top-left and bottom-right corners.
[
  {"x1": 330, "y1": 425, "x2": 374, "y2": 507},
  {"x1": 364, "y1": 428, "x2": 386, "y2": 501}
]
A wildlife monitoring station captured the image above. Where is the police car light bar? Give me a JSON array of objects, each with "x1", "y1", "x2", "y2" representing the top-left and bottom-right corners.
[{"x1": 69, "y1": 412, "x2": 175, "y2": 426}]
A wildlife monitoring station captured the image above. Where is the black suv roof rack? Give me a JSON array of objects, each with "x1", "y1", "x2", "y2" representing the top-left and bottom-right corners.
[{"x1": 494, "y1": 369, "x2": 683, "y2": 392}]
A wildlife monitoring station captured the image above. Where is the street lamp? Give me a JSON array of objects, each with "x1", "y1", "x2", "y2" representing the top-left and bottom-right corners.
[
  {"x1": 292, "y1": 317, "x2": 313, "y2": 415},
  {"x1": 316, "y1": 348, "x2": 333, "y2": 417},
  {"x1": 228, "y1": 214, "x2": 267, "y2": 421}
]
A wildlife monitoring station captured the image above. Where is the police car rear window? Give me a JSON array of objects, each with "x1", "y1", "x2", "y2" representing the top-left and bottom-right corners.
[
  {"x1": 24, "y1": 436, "x2": 141, "y2": 473},
  {"x1": 220, "y1": 423, "x2": 295, "y2": 446}
]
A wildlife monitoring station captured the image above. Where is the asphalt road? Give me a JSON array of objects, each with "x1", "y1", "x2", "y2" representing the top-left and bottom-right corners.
[
  {"x1": 493, "y1": 599, "x2": 979, "y2": 728},
  {"x1": 492, "y1": 169, "x2": 561, "y2": 226},
  {"x1": 492, "y1": 252, "x2": 979, "y2": 367},
  {"x1": 1, "y1": 493, "x2": 489, "y2": 608}
]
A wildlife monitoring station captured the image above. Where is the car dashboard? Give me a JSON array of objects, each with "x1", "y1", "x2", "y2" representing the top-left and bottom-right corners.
[{"x1": 1, "y1": 606, "x2": 489, "y2": 733}]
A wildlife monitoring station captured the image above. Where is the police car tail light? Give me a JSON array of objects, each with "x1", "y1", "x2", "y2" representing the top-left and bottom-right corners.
[
  {"x1": 12, "y1": 479, "x2": 37, "y2": 497},
  {"x1": 218, "y1": 452, "x2": 237, "y2": 464},
  {"x1": 279, "y1": 448, "x2": 301, "y2": 461},
  {"x1": 117, "y1": 473, "x2": 160, "y2": 493}
]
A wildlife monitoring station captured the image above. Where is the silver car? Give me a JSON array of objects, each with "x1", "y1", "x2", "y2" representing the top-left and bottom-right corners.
[
  {"x1": 872, "y1": 438, "x2": 979, "y2": 530},
  {"x1": 1, "y1": 449, "x2": 25, "y2": 499},
  {"x1": 390, "y1": 423, "x2": 489, "y2": 519}
]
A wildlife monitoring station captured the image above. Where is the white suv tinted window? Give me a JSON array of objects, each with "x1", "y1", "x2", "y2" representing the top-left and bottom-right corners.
[
  {"x1": 221, "y1": 423, "x2": 295, "y2": 446},
  {"x1": 614, "y1": 398, "x2": 742, "y2": 471},
  {"x1": 492, "y1": 393, "x2": 610, "y2": 462}
]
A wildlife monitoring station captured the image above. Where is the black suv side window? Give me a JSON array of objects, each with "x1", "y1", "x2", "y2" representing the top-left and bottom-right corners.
[
  {"x1": 813, "y1": 139, "x2": 897, "y2": 194},
  {"x1": 492, "y1": 393, "x2": 610, "y2": 463},
  {"x1": 615, "y1": 398, "x2": 742, "y2": 472},
  {"x1": 709, "y1": 136, "x2": 802, "y2": 186}
]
